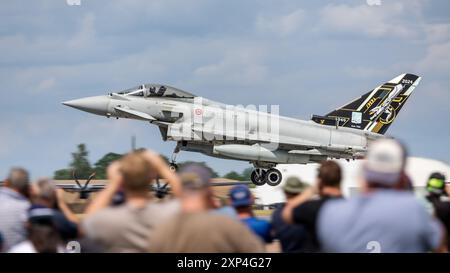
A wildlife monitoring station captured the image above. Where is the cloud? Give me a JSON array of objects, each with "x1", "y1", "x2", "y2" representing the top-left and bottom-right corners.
[
  {"x1": 417, "y1": 41, "x2": 450, "y2": 72},
  {"x1": 67, "y1": 12, "x2": 96, "y2": 49},
  {"x1": 422, "y1": 82, "x2": 450, "y2": 102},
  {"x1": 193, "y1": 43, "x2": 269, "y2": 85},
  {"x1": 36, "y1": 77, "x2": 56, "y2": 92},
  {"x1": 319, "y1": 2, "x2": 417, "y2": 38},
  {"x1": 0, "y1": 12, "x2": 102, "y2": 66},
  {"x1": 0, "y1": 126, "x2": 21, "y2": 157},
  {"x1": 424, "y1": 23, "x2": 450, "y2": 43},
  {"x1": 255, "y1": 9, "x2": 305, "y2": 37},
  {"x1": 343, "y1": 66, "x2": 388, "y2": 79}
]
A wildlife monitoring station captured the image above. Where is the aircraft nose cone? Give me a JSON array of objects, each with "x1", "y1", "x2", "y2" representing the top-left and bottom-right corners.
[{"x1": 62, "y1": 95, "x2": 109, "y2": 116}]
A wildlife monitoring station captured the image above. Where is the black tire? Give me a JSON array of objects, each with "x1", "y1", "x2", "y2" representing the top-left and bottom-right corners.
[
  {"x1": 265, "y1": 168, "x2": 282, "y2": 186},
  {"x1": 250, "y1": 169, "x2": 267, "y2": 186}
]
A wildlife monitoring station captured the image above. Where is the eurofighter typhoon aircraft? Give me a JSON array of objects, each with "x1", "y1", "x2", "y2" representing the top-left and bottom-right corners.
[{"x1": 63, "y1": 73, "x2": 421, "y2": 187}]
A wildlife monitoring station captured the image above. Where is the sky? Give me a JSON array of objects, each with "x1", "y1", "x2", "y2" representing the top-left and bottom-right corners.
[{"x1": 1, "y1": 0, "x2": 450, "y2": 179}]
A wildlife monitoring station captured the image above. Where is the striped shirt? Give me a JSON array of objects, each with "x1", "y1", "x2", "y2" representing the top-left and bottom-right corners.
[{"x1": 0, "y1": 188, "x2": 30, "y2": 251}]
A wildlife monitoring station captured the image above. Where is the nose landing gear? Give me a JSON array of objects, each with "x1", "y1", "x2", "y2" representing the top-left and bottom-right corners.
[
  {"x1": 168, "y1": 162, "x2": 178, "y2": 172},
  {"x1": 169, "y1": 144, "x2": 180, "y2": 172}
]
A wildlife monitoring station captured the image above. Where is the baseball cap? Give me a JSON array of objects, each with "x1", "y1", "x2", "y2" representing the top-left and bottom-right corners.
[
  {"x1": 179, "y1": 164, "x2": 212, "y2": 190},
  {"x1": 28, "y1": 205, "x2": 78, "y2": 240},
  {"x1": 229, "y1": 185, "x2": 252, "y2": 207},
  {"x1": 364, "y1": 138, "x2": 406, "y2": 186},
  {"x1": 28, "y1": 206, "x2": 54, "y2": 225},
  {"x1": 282, "y1": 177, "x2": 308, "y2": 194}
]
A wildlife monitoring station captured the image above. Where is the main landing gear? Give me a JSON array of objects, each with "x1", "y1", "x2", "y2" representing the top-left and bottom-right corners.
[{"x1": 250, "y1": 167, "x2": 282, "y2": 187}]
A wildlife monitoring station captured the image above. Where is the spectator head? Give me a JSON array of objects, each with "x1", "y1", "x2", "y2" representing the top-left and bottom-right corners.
[
  {"x1": 229, "y1": 185, "x2": 253, "y2": 209},
  {"x1": 282, "y1": 177, "x2": 308, "y2": 199},
  {"x1": 5, "y1": 167, "x2": 30, "y2": 197},
  {"x1": 317, "y1": 161, "x2": 342, "y2": 190},
  {"x1": 178, "y1": 164, "x2": 213, "y2": 211},
  {"x1": 119, "y1": 151, "x2": 156, "y2": 195},
  {"x1": 26, "y1": 206, "x2": 61, "y2": 253},
  {"x1": 31, "y1": 178, "x2": 57, "y2": 208},
  {"x1": 179, "y1": 164, "x2": 212, "y2": 193},
  {"x1": 363, "y1": 138, "x2": 407, "y2": 189},
  {"x1": 426, "y1": 172, "x2": 447, "y2": 196}
]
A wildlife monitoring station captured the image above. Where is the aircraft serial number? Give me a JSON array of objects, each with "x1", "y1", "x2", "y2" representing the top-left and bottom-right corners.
[{"x1": 401, "y1": 79, "x2": 413, "y2": 85}]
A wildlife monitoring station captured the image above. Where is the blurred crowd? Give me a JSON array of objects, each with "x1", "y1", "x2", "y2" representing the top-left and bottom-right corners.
[{"x1": 0, "y1": 139, "x2": 449, "y2": 253}]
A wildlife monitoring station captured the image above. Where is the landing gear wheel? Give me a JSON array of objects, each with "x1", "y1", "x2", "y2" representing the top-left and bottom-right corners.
[
  {"x1": 168, "y1": 163, "x2": 178, "y2": 172},
  {"x1": 250, "y1": 169, "x2": 267, "y2": 186},
  {"x1": 265, "y1": 168, "x2": 282, "y2": 186}
]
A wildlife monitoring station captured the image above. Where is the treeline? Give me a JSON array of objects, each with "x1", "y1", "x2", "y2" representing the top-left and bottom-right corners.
[{"x1": 54, "y1": 144, "x2": 252, "y2": 181}]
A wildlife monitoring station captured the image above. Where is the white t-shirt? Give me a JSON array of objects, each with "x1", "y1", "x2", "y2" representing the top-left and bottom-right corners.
[
  {"x1": 8, "y1": 240, "x2": 65, "y2": 253},
  {"x1": 8, "y1": 241, "x2": 36, "y2": 253}
]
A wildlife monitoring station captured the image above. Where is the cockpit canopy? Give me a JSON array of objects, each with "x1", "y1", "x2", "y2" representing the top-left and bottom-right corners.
[{"x1": 116, "y1": 84, "x2": 195, "y2": 99}]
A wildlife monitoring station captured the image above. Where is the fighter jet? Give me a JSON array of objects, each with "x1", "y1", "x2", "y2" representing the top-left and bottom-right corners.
[{"x1": 63, "y1": 73, "x2": 421, "y2": 187}]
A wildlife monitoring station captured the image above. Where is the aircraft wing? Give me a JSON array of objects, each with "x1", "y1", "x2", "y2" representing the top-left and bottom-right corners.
[
  {"x1": 114, "y1": 106, "x2": 156, "y2": 121},
  {"x1": 185, "y1": 126, "x2": 317, "y2": 147},
  {"x1": 184, "y1": 122, "x2": 369, "y2": 159}
]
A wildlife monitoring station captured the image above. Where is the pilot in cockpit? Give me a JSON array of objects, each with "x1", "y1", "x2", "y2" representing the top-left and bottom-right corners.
[{"x1": 157, "y1": 85, "x2": 166, "y2": 96}]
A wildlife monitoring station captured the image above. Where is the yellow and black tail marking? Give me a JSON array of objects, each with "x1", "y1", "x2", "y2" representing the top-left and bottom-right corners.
[{"x1": 311, "y1": 73, "x2": 421, "y2": 135}]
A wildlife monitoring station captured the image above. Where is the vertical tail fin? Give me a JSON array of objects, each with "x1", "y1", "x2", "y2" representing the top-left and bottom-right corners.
[{"x1": 311, "y1": 73, "x2": 421, "y2": 135}]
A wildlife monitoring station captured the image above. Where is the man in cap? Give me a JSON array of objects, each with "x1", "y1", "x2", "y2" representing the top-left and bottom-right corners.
[
  {"x1": 230, "y1": 185, "x2": 273, "y2": 243},
  {"x1": 29, "y1": 178, "x2": 78, "y2": 242},
  {"x1": 282, "y1": 160, "x2": 343, "y2": 252},
  {"x1": 148, "y1": 164, "x2": 264, "y2": 253},
  {"x1": 425, "y1": 172, "x2": 450, "y2": 250},
  {"x1": 271, "y1": 177, "x2": 309, "y2": 252},
  {"x1": 8, "y1": 206, "x2": 64, "y2": 253},
  {"x1": 317, "y1": 139, "x2": 447, "y2": 252}
]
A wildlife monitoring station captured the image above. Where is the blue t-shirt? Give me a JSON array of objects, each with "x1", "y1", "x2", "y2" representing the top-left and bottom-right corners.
[
  {"x1": 241, "y1": 217, "x2": 273, "y2": 243},
  {"x1": 318, "y1": 190, "x2": 443, "y2": 253}
]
